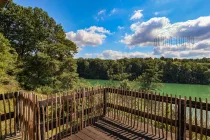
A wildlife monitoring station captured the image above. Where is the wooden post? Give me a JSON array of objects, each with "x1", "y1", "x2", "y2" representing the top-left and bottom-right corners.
[
  {"x1": 40, "y1": 104, "x2": 46, "y2": 140},
  {"x1": 103, "y1": 88, "x2": 107, "y2": 117},
  {"x1": 15, "y1": 92, "x2": 20, "y2": 133},
  {"x1": 177, "y1": 98, "x2": 185, "y2": 140}
]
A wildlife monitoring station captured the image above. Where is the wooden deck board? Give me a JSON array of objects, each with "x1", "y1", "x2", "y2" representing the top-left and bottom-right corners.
[
  {"x1": 63, "y1": 117, "x2": 174, "y2": 140},
  {"x1": 75, "y1": 131, "x2": 94, "y2": 140},
  {"x1": 68, "y1": 134, "x2": 82, "y2": 140},
  {"x1": 80, "y1": 127, "x2": 107, "y2": 140}
]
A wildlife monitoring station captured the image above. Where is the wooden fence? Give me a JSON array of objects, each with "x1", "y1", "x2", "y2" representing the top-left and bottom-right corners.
[
  {"x1": 0, "y1": 87, "x2": 210, "y2": 140},
  {"x1": 0, "y1": 92, "x2": 38, "y2": 140},
  {"x1": 106, "y1": 88, "x2": 210, "y2": 140}
]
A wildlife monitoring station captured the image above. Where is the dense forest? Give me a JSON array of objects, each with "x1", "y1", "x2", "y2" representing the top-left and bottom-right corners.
[{"x1": 77, "y1": 57, "x2": 210, "y2": 85}]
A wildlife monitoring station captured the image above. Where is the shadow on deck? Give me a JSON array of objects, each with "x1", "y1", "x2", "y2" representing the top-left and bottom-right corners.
[{"x1": 63, "y1": 117, "x2": 172, "y2": 140}]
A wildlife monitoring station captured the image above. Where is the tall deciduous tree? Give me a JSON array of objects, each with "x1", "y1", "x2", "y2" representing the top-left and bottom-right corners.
[
  {"x1": 0, "y1": 33, "x2": 17, "y2": 84},
  {"x1": 0, "y1": 3, "x2": 78, "y2": 91}
]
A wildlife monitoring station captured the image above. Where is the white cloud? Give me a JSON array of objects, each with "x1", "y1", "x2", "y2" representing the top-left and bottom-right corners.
[
  {"x1": 154, "y1": 39, "x2": 210, "y2": 58},
  {"x1": 84, "y1": 53, "x2": 93, "y2": 58},
  {"x1": 109, "y1": 8, "x2": 118, "y2": 16},
  {"x1": 122, "y1": 16, "x2": 210, "y2": 48},
  {"x1": 122, "y1": 17, "x2": 170, "y2": 48},
  {"x1": 154, "y1": 12, "x2": 159, "y2": 15},
  {"x1": 66, "y1": 26, "x2": 111, "y2": 48},
  {"x1": 98, "y1": 9, "x2": 106, "y2": 15},
  {"x1": 118, "y1": 26, "x2": 124, "y2": 30},
  {"x1": 154, "y1": 10, "x2": 170, "y2": 16},
  {"x1": 121, "y1": 15, "x2": 210, "y2": 58},
  {"x1": 130, "y1": 10, "x2": 143, "y2": 20},
  {"x1": 96, "y1": 50, "x2": 153, "y2": 59},
  {"x1": 95, "y1": 9, "x2": 107, "y2": 21}
]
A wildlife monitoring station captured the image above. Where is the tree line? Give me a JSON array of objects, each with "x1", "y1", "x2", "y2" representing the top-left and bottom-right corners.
[{"x1": 77, "y1": 57, "x2": 210, "y2": 85}]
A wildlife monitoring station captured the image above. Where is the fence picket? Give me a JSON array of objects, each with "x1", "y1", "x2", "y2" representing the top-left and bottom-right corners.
[
  {"x1": 184, "y1": 96, "x2": 186, "y2": 140},
  {"x1": 174, "y1": 95, "x2": 177, "y2": 140},
  {"x1": 189, "y1": 96, "x2": 192, "y2": 140},
  {"x1": 170, "y1": 94, "x2": 173, "y2": 140},
  {"x1": 50, "y1": 94, "x2": 53, "y2": 139},
  {"x1": 137, "y1": 90, "x2": 140, "y2": 129},
  {"x1": 154, "y1": 92, "x2": 157, "y2": 136},
  {"x1": 46, "y1": 95, "x2": 49, "y2": 140},
  {"x1": 158, "y1": 93, "x2": 161, "y2": 138},
  {"x1": 206, "y1": 98, "x2": 208, "y2": 140},
  {"x1": 2, "y1": 94, "x2": 7, "y2": 136},
  {"x1": 151, "y1": 92, "x2": 153, "y2": 134},
  {"x1": 166, "y1": 94, "x2": 168, "y2": 139},
  {"x1": 6, "y1": 93, "x2": 12, "y2": 136},
  {"x1": 140, "y1": 91, "x2": 143, "y2": 131},
  {"x1": 62, "y1": 93, "x2": 65, "y2": 135},
  {"x1": 55, "y1": 93, "x2": 58, "y2": 140},
  {"x1": 0, "y1": 112, "x2": 2, "y2": 139},
  {"x1": 146, "y1": 92, "x2": 149, "y2": 133},
  {"x1": 195, "y1": 97, "x2": 197, "y2": 139},
  {"x1": 143, "y1": 90, "x2": 146, "y2": 132},
  {"x1": 200, "y1": 98, "x2": 203, "y2": 140},
  {"x1": 162, "y1": 93, "x2": 164, "y2": 138}
]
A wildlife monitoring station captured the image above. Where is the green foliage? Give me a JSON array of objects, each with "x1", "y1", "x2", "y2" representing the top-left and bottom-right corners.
[
  {"x1": 0, "y1": 33, "x2": 17, "y2": 84},
  {"x1": 0, "y1": 3, "x2": 78, "y2": 91},
  {"x1": 35, "y1": 86, "x2": 55, "y2": 95},
  {"x1": 77, "y1": 57, "x2": 210, "y2": 85},
  {"x1": 120, "y1": 79, "x2": 131, "y2": 90},
  {"x1": 135, "y1": 60, "x2": 163, "y2": 91},
  {"x1": 74, "y1": 78, "x2": 92, "y2": 89}
]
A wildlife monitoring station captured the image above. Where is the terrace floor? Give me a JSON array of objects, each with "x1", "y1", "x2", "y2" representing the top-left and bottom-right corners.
[{"x1": 63, "y1": 117, "x2": 172, "y2": 140}]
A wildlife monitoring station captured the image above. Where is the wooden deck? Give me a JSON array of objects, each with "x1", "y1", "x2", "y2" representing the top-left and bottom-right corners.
[{"x1": 63, "y1": 117, "x2": 172, "y2": 140}]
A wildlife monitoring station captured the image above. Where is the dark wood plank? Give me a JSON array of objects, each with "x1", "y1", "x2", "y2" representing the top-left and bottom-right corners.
[
  {"x1": 75, "y1": 131, "x2": 94, "y2": 140},
  {"x1": 81, "y1": 128, "x2": 106, "y2": 140},
  {"x1": 68, "y1": 134, "x2": 82, "y2": 140},
  {"x1": 86, "y1": 126, "x2": 113, "y2": 140},
  {"x1": 0, "y1": 112, "x2": 14, "y2": 121},
  {"x1": 0, "y1": 92, "x2": 17, "y2": 100}
]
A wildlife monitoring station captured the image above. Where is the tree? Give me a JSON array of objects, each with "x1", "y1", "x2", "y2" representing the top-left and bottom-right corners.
[
  {"x1": 0, "y1": 3, "x2": 78, "y2": 92},
  {"x1": 0, "y1": 33, "x2": 17, "y2": 84},
  {"x1": 135, "y1": 60, "x2": 163, "y2": 91}
]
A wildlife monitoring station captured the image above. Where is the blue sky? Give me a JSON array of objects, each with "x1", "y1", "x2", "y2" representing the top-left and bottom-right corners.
[{"x1": 14, "y1": 0, "x2": 210, "y2": 59}]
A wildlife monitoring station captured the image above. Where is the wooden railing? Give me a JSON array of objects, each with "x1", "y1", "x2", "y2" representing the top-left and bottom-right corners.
[
  {"x1": 0, "y1": 87, "x2": 210, "y2": 140},
  {"x1": 106, "y1": 88, "x2": 210, "y2": 140},
  {"x1": 0, "y1": 92, "x2": 38, "y2": 140},
  {"x1": 0, "y1": 92, "x2": 18, "y2": 139},
  {"x1": 38, "y1": 88, "x2": 105, "y2": 140}
]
